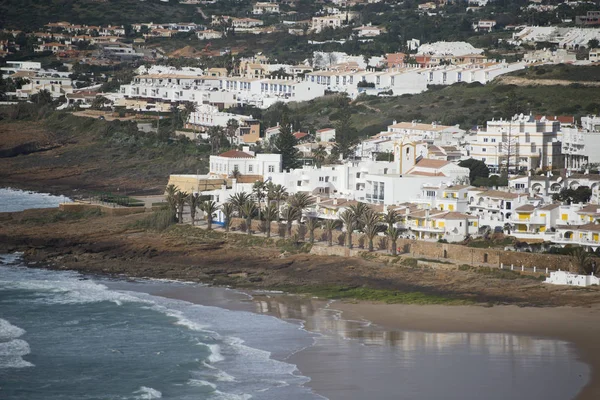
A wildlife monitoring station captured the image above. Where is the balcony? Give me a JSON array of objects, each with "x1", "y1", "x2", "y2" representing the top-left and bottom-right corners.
[{"x1": 510, "y1": 216, "x2": 546, "y2": 225}]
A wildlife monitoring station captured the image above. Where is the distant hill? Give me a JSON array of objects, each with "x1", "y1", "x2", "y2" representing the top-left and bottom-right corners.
[{"x1": 0, "y1": 0, "x2": 203, "y2": 31}]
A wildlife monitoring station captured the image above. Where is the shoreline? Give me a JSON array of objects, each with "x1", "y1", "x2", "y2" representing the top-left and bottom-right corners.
[{"x1": 105, "y1": 274, "x2": 598, "y2": 400}]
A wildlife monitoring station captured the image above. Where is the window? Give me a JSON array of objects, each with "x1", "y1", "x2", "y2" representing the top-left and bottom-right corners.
[
  {"x1": 483, "y1": 138, "x2": 488, "y2": 142},
  {"x1": 319, "y1": 176, "x2": 324, "y2": 182},
  {"x1": 268, "y1": 165, "x2": 275, "y2": 173},
  {"x1": 233, "y1": 164, "x2": 239, "y2": 171},
  {"x1": 332, "y1": 176, "x2": 337, "y2": 182},
  {"x1": 325, "y1": 176, "x2": 329, "y2": 182},
  {"x1": 297, "y1": 181, "x2": 302, "y2": 186},
  {"x1": 356, "y1": 172, "x2": 361, "y2": 178},
  {"x1": 248, "y1": 165, "x2": 253, "y2": 173},
  {"x1": 482, "y1": 148, "x2": 486, "y2": 152},
  {"x1": 491, "y1": 138, "x2": 496, "y2": 143},
  {"x1": 426, "y1": 190, "x2": 436, "y2": 197},
  {"x1": 506, "y1": 202, "x2": 512, "y2": 210}
]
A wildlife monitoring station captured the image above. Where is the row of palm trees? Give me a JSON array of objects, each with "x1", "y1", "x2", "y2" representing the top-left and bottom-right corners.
[{"x1": 166, "y1": 183, "x2": 405, "y2": 255}]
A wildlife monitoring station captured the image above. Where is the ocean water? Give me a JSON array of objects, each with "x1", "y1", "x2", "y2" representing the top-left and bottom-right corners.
[
  {"x1": 0, "y1": 188, "x2": 71, "y2": 212},
  {"x1": 0, "y1": 254, "x2": 321, "y2": 400}
]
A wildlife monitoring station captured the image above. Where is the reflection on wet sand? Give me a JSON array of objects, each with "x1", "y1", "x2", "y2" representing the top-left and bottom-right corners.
[{"x1": 254, "y1": 293, "x2": 574, "y2": 360}]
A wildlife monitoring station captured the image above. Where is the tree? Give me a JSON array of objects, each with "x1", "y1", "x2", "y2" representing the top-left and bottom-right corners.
[
  {"x1": 165, "y1": 184, "x2": 179, "y2": 221},
  {"x1": 323, "y1": 219, "x2": 341, "y2": 246},
  {"x1": 262, "y1": 204, "x2": 279, "y2": 238},
  {"x1": 340, "y1": 209, "x2": 357, "y2": 249},
  {"x1": 348, "y1": 202, "x2": 370, "y2": 230},
  {"x1": 504, "y1": 222, "x2": 513, "y2": 235},
  {"x1": 313, "y1": 145, "x2": 327, "y2": 167},
  {"x1": 459, "y1": 158, "x2": 490, "y2": 184},
  {"x1": 252, "y1": 181, "x2": 267, "y2": 220},
  {"x1": 383, "y1": 209, "x2": 399, "y2": 230},
  {"x1": 588, "y1": 39, "x2": 599, "y2": 50},
  {"x1": 221, "y1": 202, "x2": 235, "y2": 232},
  {"x1": 333, "y1": 108, "x2": 358, "y2": 159},
  {"x1": 266, "y1": 183, "x2": 288, "y2": 220},
  {"x1": 287, "y1": 192, "x2": 315, "y2": 222},
  {"x1": 208, "y1": 125, "x2": 225, "y2": 154},
  {"x1": 201, "y1": 200, "x2": 218, "y2": 230},
  {"x1": 239, "y1": 200, "x2": 257, "y2": 235},
  {"x1": 386, "y1": 226, "x2": 401, "y2": 255},
  {"x1": 226, "y1": 118, "x2": 239, "y2": 144},
  {"x1": 31, "y1": 89, "x2": 53, "y2": 106},
  {"x1": 553, "y1": 186, "x2": 592, "y2": 205},
  {"x1": 361, "y1": 210, "x2": 383, "y2": 252},
  {"x1": 187, "y1": 193, "x2": 201, "y2": 226},
  {"x1": 273, "y1": 121, "x2": 300, "y2": 170},
  {"x1": 230, "y1": 166, "x2": 242, "y2": 180},
  {"x1": 173, "y1": 190, "x2": 189, "y2": 223},
  {"x1": 281, "y1": 206, "x2": 300, "y2": 236},
  {"x1": 229, "y1": 192, "x2": 252, "y2": 216},
  {"x1": 570, "y1": 247, "x2": 592, "y2": 274},
  {"x1": 306, "y1": 217, "x2": 320, "y2": 244}
]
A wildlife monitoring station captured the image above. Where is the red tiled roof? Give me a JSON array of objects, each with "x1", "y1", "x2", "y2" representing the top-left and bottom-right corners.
[
  {"x1": 534, "y1": 115, "x2": 575, "y2": 124},
  {"x1": 218, "y1": 150, "x2": 254, "y2": 158},
  {"x1": 293, "y1": 132, "x2": 308, "y2": 139}
]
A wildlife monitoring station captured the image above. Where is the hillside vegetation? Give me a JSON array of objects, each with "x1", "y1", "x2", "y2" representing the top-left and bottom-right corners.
[
  {"x1": 263, "y1": 82, "x2": 600, "y2": 136},
  {"x1": 0, "y1": 0, "x2": 201, "y2": 30}
]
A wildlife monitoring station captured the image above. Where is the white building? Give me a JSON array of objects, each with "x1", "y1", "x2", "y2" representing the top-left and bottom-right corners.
[
  {"x1": 316, "y1": 128, "x2": 336, "y2": 142},
  {"x1": 197, "y1": 30, "x2": 223, "y2": 40},
  {"x1": 209, "y1": 149, "x2": 282, "y2": 178},
  {"x1": 353, "y1": 25, "x2": 386, "y2": 37},
  {"x1": 467, "y1": 189, "x2": 530, "y2": 229},
  {"x1": 252, "y1": 2, "x2": 280, "y2": 14},
  {"x1": 1, "y1": 61, "x2": 41, "y2": 78},
  {"x1": 311, "y1": 12, "x2": 358, "y2": 33},
  {"x1": 470, "y1": 114, "x2": 563, "y2": 173},
  {"x1": 473, "y1": 20, "x2": 496, "y2": 32},
  {"x1": 545, "y1": 270, "x2": 599, "y2": 287}
]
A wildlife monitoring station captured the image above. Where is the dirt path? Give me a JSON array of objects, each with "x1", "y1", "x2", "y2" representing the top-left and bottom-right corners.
[{"x1": 496, "y1": 76, "x2": 600, "y2": 87}]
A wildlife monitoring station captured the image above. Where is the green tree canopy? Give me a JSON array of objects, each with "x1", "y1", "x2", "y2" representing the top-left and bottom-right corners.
[
  {"x1": 274, "y1": 121, "x2": 300, "y2": 171},
  {"x1": 553, "y1": 186, "x2": 592, "y2": 205},
  {"x1": 459, "y1": 158, "x2": 490, "y2": 184}
]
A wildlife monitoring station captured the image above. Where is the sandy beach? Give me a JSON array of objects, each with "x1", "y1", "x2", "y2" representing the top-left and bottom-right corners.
[
  {"x1": 115, "y1": 278, "x2": 597, "y2": 400},
  {"x1": 335, "y1": 302, "x2": 600, "y2": 400}
]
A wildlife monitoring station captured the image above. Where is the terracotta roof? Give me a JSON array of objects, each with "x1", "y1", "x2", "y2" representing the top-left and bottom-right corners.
[
  {"x1": 432, "y1": 211, "x2": 477, "y2": 220},
  {"x1": 293, "y1": 132, "x2": 308, "y2": 140},
  {"x1": 413, "y1": 158, "x2": 451, "y2": 169},
  {"x1": 477, "y1": 190, "x2": 520, "y2": 200},
  {"x1": 444, "y1": 185, "x2": 471, "y2": 191},
  {"x1": 534, "y1": 115, "x2": 575, "y2": 124},
  {"x1": 408, "y1": 171, "x2": 446, "y2": 177},
  {"x1": 576, "y1": 204, "x2": 600, "y2": 214},
  {"x1": 316, "y1": 128, "x2": 334, "y2": 132},
  {"x1": 576, "y1": 223, "x2": 600, "y2": 232},
  {"x1": 218, "y1": 150, "x2": 254, "y2": 158},
  {"x1": 515, "y1": 204, "x2": 535, "y2": 212}
]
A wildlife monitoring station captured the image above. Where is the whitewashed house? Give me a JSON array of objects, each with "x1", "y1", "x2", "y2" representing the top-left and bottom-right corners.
[{"x1": 545, "y1": 270, "x2": 599, "y2": 287}]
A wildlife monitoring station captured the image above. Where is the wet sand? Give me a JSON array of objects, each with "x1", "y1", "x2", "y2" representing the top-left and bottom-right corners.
[
  {"x1": 110, "y1": 279, "x2": 594, "y2": 400},
  {"x1": 335, "y1": 302, "x2": 600, "y2": 400}
]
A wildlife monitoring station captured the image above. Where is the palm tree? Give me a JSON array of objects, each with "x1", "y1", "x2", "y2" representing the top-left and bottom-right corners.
[
  {"x1": 229, "y1": 192, "x2": 251, "y2": 216},
  {"x1": 386, "y1": 226, "x2": 402, "y2": 256},
  {"x1": 239, "y1": 200, "x2": 257, "y2": 235},
  {"x1": 165, "y1": 184, "x2": 179, "y2": 221},
  {"x1": 201, "y1": 200, "x2": 218, "y2": 230},
  {"x1": 313, "y1": 145, "x2": 327, "y2": 167},
  {"x1": 361, "y1": 210, "x2": 383, "y2": 252},
  {"x1": 281, "y1": 206, "x2": 300, "y2": 237},
  {"x1": 348, "y1": 202, "x2": 370, "y2": 230},
  {"x1": 226, "y1": 118, "x2": 239, "y2": 144},
  {"x1": 323, "y1": 219, "x2": 341, "y2": 247},
  {"x1": 173, "y1": 190, "x2": 189, "y2": 223},
  {"x1": 503, "y1": 222, "x2": 513, "y2": 235},
  {"x1": 252, "y1": 180, "x2": 267, "y2": 220},
  {"x1": 340, "y1": 209, "x2": 357, "y2": 249},
  {"x1": 220, "y1": 202, "x2": 235, "y2": 232},
  {"x1": 288, "y1": 192, "x2": 315, "y2": 222},
  {"x1": 266, "y1": 183, "x2": 288, "y2": 220},
  {"x1": 208, "y1": 125, "x2": 225, "y2": 154},
  {"x1": 570, "y1": 247, "x2": 592, "y2": 274},
  {"x1": 306, "y1": 217, "x2": 320, "y2": 244},
  {"x1": 187, "y1": 193, "x2": 202, "y2": 226},
  {"x1": 383, "y1": 209, "x2": 399, "y2": 230},
  {"x1": 262, "y1": 204, "x2": 279, "y2": 238}
]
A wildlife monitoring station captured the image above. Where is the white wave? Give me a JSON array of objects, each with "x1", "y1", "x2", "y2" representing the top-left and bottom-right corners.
[
  {"x1": 200, "y1": 361, "x2": 237, "y2": 382},
  {"x1": 206, "y1": 343, "x2": 225, "y2": 363},
  {"x1": 0, "y1": 318, "x2": 26, "y2": 340},
  {"x1": 0, "y1": 339, "x2": 34, "y2": 369},
  {"x1": 133, "y1": 386, "x2": 162, "y2": 399},
  {"x1": 211, "y1": 392, "x2": 252, "y2": 400},
  {"x1": 0, "y1": 188, "x2": 72, "y2": 213},
  {"x1": 188, "y1": 379, "x2": 217, "y2": 389}
]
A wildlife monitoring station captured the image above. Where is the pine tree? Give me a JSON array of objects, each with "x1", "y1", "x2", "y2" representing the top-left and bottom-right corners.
[{"x1": 274, "y1": 121, "x2": 300, "y2": 170}]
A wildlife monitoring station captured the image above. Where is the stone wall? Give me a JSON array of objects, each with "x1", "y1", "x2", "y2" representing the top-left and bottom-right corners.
[{"x1": 59, "y1": 202, "x2": 146, "y2": 217}]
